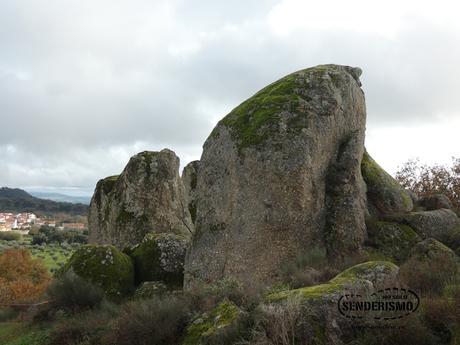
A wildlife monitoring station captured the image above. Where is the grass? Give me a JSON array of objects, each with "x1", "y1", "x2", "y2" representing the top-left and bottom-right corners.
[
  {"x1": 0, "y1": 323, "x2": 50, "y2": 345},
  {"x1": 0, "y1": 235, "x2": 80, "y2": 273}
]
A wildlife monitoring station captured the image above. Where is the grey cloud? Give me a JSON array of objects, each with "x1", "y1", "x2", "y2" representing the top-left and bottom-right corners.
[{"x1": 1, "y1": 1, "x2": 459, "y2": 193}]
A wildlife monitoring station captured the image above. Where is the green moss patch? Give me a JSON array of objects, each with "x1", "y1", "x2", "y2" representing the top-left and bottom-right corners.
[
  {"x1": 366, "y1": 220, "x2": 421, "y2": 262},
  {"x1": 362, "y1": 150, "x2": 413, "y2": 214},
  {"x1": 183, "y1": 299, "x2": 243, "y2": 345},
  {"x1": 62, "y1": 244, "x2": 134, "y2": 299},
  {"x1": 267, "y1": 261, "x2": 398, "y2": 302}
]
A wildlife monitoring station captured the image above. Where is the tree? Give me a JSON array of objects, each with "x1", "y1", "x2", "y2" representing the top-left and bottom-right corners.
[
  {"x1": 0, "y1": 249, "x2": 51, "y2": 304},
  {"x1": 395, "y1": 157, "x2": 460, "y2": 210}
]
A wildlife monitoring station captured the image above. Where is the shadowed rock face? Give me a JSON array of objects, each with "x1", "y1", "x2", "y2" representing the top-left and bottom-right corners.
[
  {"x1": 88, "y1": 149, "x2": 193, "y2": 249},
  {"x1": 182, "y1": 160, "x2": 200, "y2": 225},
  {"x1": 185, "y1": 64, "x2": 368, "y2": 290}
]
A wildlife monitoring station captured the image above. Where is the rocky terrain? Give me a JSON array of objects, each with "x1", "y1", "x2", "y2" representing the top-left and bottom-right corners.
[{"x1": 77, "y1": 64, "x2": 460, "y2": 344}]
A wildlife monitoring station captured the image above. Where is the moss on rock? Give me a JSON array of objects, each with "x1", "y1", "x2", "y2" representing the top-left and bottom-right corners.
[
  {"x1": 183, "y1": 299, "x2": 245, "y2": 345},
  {"x1": 409, "y1": 238, "x2": 458, "y2": 262},
  {"x1": 61, "y1": 245, "x2": 134, "y2": 299},
  {"x1": 361, "y1": 150, "x2": 413, "y2": 215},
  {"x1": 215, "y1": 65, "x2": 354, "y2": 153},
  {"x1": 366, "y1": 220, "x2": 421, "y2": 262},
  {"x1": 268, "y1": 261, "x2": 399, "y2": 302},
  {"x1": 128, "y1": 233, "x2": 189, "y2": 288}
]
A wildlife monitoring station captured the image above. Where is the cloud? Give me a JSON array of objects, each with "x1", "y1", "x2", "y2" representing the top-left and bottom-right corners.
[{"x1": 1, "y1": 0, "x2": 459, "y2": 193}]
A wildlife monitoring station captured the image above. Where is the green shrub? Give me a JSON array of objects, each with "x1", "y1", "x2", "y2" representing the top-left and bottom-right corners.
[
  {"x1": 49, "y1": 301, "x2": 119, "y2": 345},
  {"x1": 0, "y1": 231, "x2": 21, "y2": 241},
  {"x1": 400, "y1": 256, "x2": 458, "y2": 295},
  {"x1": 47, "y1": 270, "x2": 105, "y2": 313},
  {"x1": 112, "y1": 295, "x2": 191, "y2": 345},
  {"x1": 0, "y1": 307, "x2": 19, "y2": 322}
]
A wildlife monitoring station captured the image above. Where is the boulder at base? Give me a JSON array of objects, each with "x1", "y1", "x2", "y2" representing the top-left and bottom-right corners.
[
  {"x1": 183, "y1": 299, "x2": 247, "y2": 345},
  {"x1": 88, "y1": 149, "x2": 193, "y2": 248},
  {"x1": 61, "y1": 245, "x2": 134, "y2": 298},
  {"x1": 185, "y1": 64, "x2": 368, "y2": 290},
  {"x1": 387, "y1": 208, "x2": 460, "y2": 244},
  {"x1": 265, "y1": 261, "x2": 399, "y2": 345},
  {"x1": 127, "y1": 233, "x2": 189, "y2": 288},
  {"x1": 420, "y1": 193, "x2": 453, "y2": 211},
  {"x1": 366, "y1": 220, "x2": 421, "y2": 262}
]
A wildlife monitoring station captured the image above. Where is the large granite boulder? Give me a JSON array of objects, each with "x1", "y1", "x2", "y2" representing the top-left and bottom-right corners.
[
  {"x1": 185, "y1": 65, "x2": 368, "y2": 290},
  {"x1": 88, "y1": 149, "x2": 193, "y2": 248},
  {"x1": 361, "y1": 150, "x2": 413, "y2": 216}
]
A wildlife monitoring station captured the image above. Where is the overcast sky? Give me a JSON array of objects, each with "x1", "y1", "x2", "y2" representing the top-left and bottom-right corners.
[{"x1": 1, "y1": 0, "x2": 460, "y2": 196}]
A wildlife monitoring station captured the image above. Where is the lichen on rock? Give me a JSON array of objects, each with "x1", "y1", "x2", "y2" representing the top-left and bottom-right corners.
[
  {"x1": 185, "y1": 64, "x2": 368, "y2": 290},
  {"x1": 366, "y1": 220, "x2": 421, "y2": 262},
  {"x1": 88, "y1": 149, "x2": 193, "y2": 248},
  {"x1": 267, "y1": 261, "x2": 399, "y2": 302},
  {"x1": 386, "y1": 208, "x2": 460, "y2": 245},
  {"x1": 61, "y1": 244, "x2": 134, "y2": 298},
  {"x1": 127, "y1": 233, "x2": 189, "y2": 288},
  {"x1": 183, "y1": 299, "x2": 246, "y2": 345},
  {"x1": 361, "y1": 150, "x2": 413, "y2": 216}
]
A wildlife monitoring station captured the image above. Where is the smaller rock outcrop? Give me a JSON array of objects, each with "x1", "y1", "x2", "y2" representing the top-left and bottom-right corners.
[
  {"x1": 183, "y1": 299, "x2": 247, "y2": 345},
  {"x1": 366, "y1": 220, "x2": 421, "y2": 262},
  {"x1": 134, "y1": 281, "x2": 168, "y2": 299},
  {"x1": 268, "y1": 261, "x2": 399, "y2": 302},
  {"x1": 408, "y1": 238, "x2": 457, "y2": 263},
  {"x1": 420, "y1": 194, "x2": 453, "y2": 211},
  {"x1": 361, "y1": 150, "x2": 413, "y2": 216},
  {"x1": 387, "y1": 209, "x2": 460, "y2": 243},
  {"x1": 265, "y1": 261, "x2": 399, "y2": 345},
  {"x1": 126, "y1": 233, "x2": 189, "y2": 288},
  {"x1": 88, "y1": 149, "x2": 193, "y2": 248},
  {"x1": 61, "y1": 245, "x2": 134, "y2": 298}
]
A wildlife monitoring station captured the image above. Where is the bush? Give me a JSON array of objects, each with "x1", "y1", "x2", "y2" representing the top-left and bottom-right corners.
[
  {"x1": 31, "y1": 225, "x2": 88, "y2": 245},
  {"x1": 400, "y1": 255, "x2": 458, "y2": 295},
  {"x1": 111, "y1": 295, "x2": 191, "y2": 345},
  {"x1": 47, "y1": 270, "x2": 105, "y2": 313},
  {"x1": 246, "y1": 295, "x2": 306, "y2": 345},
  {"x1": 0, "y1": 231, "x2": 21, "y2": 241},
  {"x1": 0, "y1": 248, "x2": 51, "y2": 304},
  {"x1": 396, "y1": 157, "x2": 460, "y2": 210},
  {"x1": 186, "y1": 278, "x2": 261, "y2": 312},
  {"x1": 280, "y1": 246, "x2": 327, "y2": 289},
  {"x1": 49, "y1": 301, "x2": 120, "y2": 345},
  {"x1": 0, "y1": 307, "x2": 19, "y2": 322}
]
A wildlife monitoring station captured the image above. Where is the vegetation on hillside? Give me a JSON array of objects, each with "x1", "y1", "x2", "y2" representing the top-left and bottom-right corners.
[{"x1": 0, "y1": 187, "x2": 88, "y2": 216}]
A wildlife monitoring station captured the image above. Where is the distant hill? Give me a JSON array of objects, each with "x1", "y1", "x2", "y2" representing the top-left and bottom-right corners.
[
  {"x1": 28, "y1": 191, "x2": 91, "y2": 205},
  {"x1": 0, "y1": 187, "x2": 89, "y2": 216}
]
